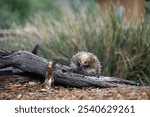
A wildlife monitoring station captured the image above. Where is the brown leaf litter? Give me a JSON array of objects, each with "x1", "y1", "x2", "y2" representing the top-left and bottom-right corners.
[{"x1": 0, "y1": 75, "x2": 150, "y2": 100}]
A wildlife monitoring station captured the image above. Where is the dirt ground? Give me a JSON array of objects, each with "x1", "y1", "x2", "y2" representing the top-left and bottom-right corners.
[{"x1": 0, "y1": 75, "x2": 150, "y2": 100}]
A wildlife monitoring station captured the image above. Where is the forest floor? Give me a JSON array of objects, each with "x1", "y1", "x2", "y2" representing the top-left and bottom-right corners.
[{"x1": 0, "y1": 75, "x2": 150, "y2": 100}]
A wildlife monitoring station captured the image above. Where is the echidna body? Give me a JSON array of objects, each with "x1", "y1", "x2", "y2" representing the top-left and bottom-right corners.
[{"x1": 70, "y1": 52, "x2": 101, "y2": 77}]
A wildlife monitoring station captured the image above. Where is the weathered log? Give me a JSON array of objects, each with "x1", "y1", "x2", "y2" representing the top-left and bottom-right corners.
[
  {"x1": 0, "y1": 51, "x2": 48, "y2": 77},
  {"x1": 0, "y1": 51, "x2": 138, "y2": 88},
  {"x1": 53, "y1": 64, "x2": 115, "y2": 88}
]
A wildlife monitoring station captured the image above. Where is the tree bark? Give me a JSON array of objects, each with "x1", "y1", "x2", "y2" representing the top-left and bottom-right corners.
[
  {"x1": 0, "y1": 51, "x2": 138, "y2": 88},
  {"x1": 0, "y1": 51, "x2": 48, "y2": 76}
]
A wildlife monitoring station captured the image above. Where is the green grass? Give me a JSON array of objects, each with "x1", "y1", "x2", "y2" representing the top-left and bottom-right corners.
[{"x1": 0, "y1": 2, "x2": 150, "y2": 85}]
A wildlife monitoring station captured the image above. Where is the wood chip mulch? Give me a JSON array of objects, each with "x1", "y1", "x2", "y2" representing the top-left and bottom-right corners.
[{"x1": 0, "y1": 75, "x2": 150, "y2": 100}]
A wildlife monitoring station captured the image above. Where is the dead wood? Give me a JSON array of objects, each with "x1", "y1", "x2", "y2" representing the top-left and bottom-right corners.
[{"x1": 0, "y1": 51, "x2": 138, "y2": 88}]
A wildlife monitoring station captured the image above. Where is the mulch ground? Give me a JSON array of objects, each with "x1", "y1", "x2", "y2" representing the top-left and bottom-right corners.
[{"x1": 0, "y1": 75, "x2": 150, "y2": 100}]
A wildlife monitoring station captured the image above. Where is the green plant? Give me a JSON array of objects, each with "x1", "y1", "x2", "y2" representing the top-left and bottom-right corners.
[{"x1": 0, "y1": 0, "x2": 62, "y2": 28}]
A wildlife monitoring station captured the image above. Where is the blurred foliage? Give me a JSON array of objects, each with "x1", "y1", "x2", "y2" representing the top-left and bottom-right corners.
[
  {"x1": 0, "y1": 0, "x2": 62, "y2": 28},
  {"x1": 145, "y1": 1, "x2": 150, "y2": 15},
  {"x1": 0, "y1": 0, "x2": 150, "y2": 85},
  {"x1": 1, "y1": 0, "x2": 150, "y2": 28},
  {"x1": 0, "y1": 0, "x2": 31, "y2": 28}
]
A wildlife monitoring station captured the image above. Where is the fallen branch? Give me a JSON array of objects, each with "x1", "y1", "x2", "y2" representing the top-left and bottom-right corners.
[{"x1": 0, "y1": 51, "x2": 138, "y2": 88}]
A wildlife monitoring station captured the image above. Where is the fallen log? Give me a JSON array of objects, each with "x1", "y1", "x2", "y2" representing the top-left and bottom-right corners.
[{"x1": 0, "y1": 51, "x2": 138, "y2": 88}]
